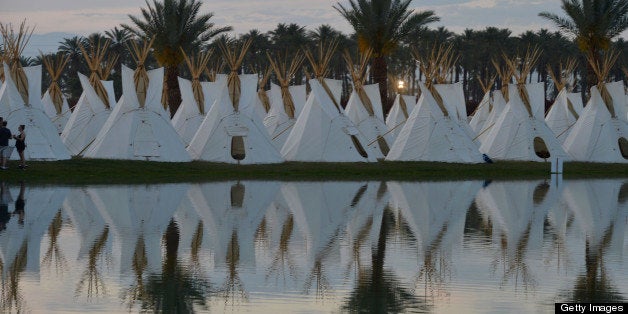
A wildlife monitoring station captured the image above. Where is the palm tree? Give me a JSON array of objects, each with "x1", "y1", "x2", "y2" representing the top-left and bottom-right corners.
[
  {"x1": 123, "y1": 0, "x2": 232, "y2": 117},
  {"x1": 539, "y1": 0, "x2": 628, "y2": 89},
  {"x1": 334, "y1": 0, "x2": 439, "y2": 111},
  {"x1": 58, "y1": 36, "x2": 88, "y2": 106},
  {"x1": 105, "y1": 27, "x2": 133, "y2": 100}
]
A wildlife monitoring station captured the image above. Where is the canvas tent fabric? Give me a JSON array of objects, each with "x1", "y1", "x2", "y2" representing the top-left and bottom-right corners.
[
  {"x1": 386, "y1": 94, "x2": 416, "y2": 140},
  {"x1": 434, "y1": 82, "x2": 477, "y2": 141},
  {"x1": 344, "y1": 83, "x2": 391, "y2": 159},
  {"x1": 469, "y1": 91, "x2": 492, "y2": 135},
  {"x1": 474, "y1": 90, "x2": 506, "y2": 146},
  {"x1": 84, "y1": 65, "x2": 191, "y2": 162},
  {"x1": 41, "y1": 90, "x2": 71, "y2": 134},
  {"x1": 563, "y1": 82, "x2": 628, "y2": 163},
  {"x1": 545, "y1": 89, "x2": 583, "y2": 143},
  {"x1": 386, "y1": 82, "x2": 485, "y2": 163},
  {"x1": 172, "y1": 76, "x2": 224, "y2": 146},
  {"x1": 187, "y1": 73, "x2": 283, "y2": 164},
  {"x1": 264, "y1": 82, "x2": 306, "y2": 150},
  {"x1": 281, "y1": 78, "x2": 375, "y2": 162},
  {"x1": 479, "y1": 83, "x2": 570, "y2": 161},
  {"x1": 61, "y1": 73, "x2": 117, "y2": 156},
  {"x1": 0, "y1": 64, "x2": 71, "y2": 160}
]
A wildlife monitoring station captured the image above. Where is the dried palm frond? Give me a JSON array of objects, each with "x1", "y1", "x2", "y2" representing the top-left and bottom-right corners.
[
  {"x1": 587, "y1": 50, "x2": 620, "y2": 118},
  {"x1": 182, "y1": 48, "x2": 213, "y2": 114},
  {"x1": 218, "y1": 38, "x2": 252, "y2": 112},
  {"x1": 80, "y1": 38, "x2": 118, "y2": 108},
  {"x1": 503, "y1": 47, "x2": 541, "y2": 117},
  {"x1": 344, "y1": 48, "x2": 376, "y2": 116},
  {"x1": 547, "y1": 58, "x2": 579, "y2": 119},
  {"x1": 412, "y1": 44, "x2": 458, "y2": 117},
  {"x1": 268, "y1": 51, "x2": 305, "y2": 119},
  {"x1": 256, "y1": 67, "x2": 272, "y2": 113},
  {"x1": 304, "y1": 39, "x2": 341, "y2": 111},
  {"x1": 204, "y1": 58, "x2": 225, "y2": 82},
  {"x1": 492, "y1": 58, "x2": 514, "y2": 102},
  {"x1": 478, "y1": 74, "x2": 496, "y2": 94},
  {"x1": 0, "y1": 20, "x2": 34, "y2": 104},
  {"x1": 128, "y1": 37, "x2": 154, "y2": 108},
  {"x1": 42, "y1": 53, "x2": 70, "y2": 114}
]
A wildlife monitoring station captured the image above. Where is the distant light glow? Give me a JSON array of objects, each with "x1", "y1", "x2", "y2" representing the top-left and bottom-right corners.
[{"x1": 397, "y1": 80, "x2": 405, "y2": 90}]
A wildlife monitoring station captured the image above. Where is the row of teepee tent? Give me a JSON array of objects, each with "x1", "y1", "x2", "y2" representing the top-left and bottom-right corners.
[{"x1": 1, "y1": 19, "x2": 626, "y2": 164}]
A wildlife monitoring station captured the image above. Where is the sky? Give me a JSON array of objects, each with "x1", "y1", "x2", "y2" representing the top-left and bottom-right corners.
[{"x1": 0, "y1": 0, "x2": 626, "y2": 56}]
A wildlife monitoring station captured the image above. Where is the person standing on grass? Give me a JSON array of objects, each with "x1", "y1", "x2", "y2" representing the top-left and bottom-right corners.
[
  {"x1": 13, "y1": 125, "x2": 26, "y2": 169},
  {"x1": 0, "y1": 121, "x2": 12, "y2": 170}
]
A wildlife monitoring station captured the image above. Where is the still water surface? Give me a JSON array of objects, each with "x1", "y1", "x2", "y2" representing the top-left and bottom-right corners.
[{"x1": 0, "y1": 179, "x2": 625, "y2": 313}]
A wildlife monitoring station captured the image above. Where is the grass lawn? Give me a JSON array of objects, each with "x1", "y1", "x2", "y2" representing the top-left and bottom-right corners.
[{"x1": 0, "y1": 158, "x2": 625, "y2": 185}]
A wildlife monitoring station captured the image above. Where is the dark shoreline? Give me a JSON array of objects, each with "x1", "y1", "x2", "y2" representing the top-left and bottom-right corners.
[{"x1": 0, "y1": 158, "x2": 625, "y2": 185}]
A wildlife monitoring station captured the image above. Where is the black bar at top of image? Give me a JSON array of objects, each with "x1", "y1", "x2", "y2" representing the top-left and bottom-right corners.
[{"x1": 556, "y1": 303, "x2": 626, "y2": 313}]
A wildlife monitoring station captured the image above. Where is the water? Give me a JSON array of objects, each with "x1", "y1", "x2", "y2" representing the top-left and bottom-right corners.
[{"x1": 0, "y1": 178, "x2": 626, "y2": 313}]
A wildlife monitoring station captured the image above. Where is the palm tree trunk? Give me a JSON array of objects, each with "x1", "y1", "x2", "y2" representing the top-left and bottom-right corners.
[
  {"x1": 165, "y1": 65, "x2": 181, "y2": 118},
  {"x1": 371, "y1": 56, "x2": 389, "y2": 114}
]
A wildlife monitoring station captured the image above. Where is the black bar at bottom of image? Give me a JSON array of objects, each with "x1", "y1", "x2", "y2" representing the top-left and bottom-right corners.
[{"x1": 556, "y1": 303, "x2": 626, "y2": 313}]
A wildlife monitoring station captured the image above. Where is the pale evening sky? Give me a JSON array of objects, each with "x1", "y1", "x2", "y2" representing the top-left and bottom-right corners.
[{"x1": 0, "y1": 0, "x2": 626, "y2": 56}]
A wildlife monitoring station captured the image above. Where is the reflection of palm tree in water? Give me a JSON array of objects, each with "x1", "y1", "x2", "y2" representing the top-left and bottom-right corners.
[
  {"x1": 416, "y1": 222, "x2": 451, "y2": 298},
  {"x1": 42, "y1": 210, "x2": 67, "y2": 272},
  {"x1": 1, "y1": 240, "x2": 28, "y2": 312},
  {"x1": 266, "y1": 214, "x2": 299, "y2": 285},
  {"x1": 219, "y1": 230, "x2": 247, "y2": 304},
  {"x1": 343, "y1": 206, "x2": 425, "y2": 313},
  {"x1": 75, "y1": 226, "x2": 109, "y2": 299},
  {"x1": 141, "y1": 219, "x2": 210, "y2": 312}
]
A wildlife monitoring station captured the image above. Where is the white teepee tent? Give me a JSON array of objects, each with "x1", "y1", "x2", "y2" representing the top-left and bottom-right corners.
[
  {"x1": 263, "y1": 53, "x2": 306, "y2": 150},
  {"x1": 186, "y1": 40, "x2": 282, "y2": 163},
  {"x1": 385, "y1": 94, "x2": 416, "y2": 140},
  {"x1": 41, "y1": 53, "x2": 72, "y2": 134},
  {"x1": 171, "y1": 50, "x2": 221, "y2": 146},
  {"x1": 84, "y1": 40, "x2": 191, "y2": 162},
  {"x1": 61, "y1": 40, "x2": 118, "y2": 156},
  {"x1": 281, "y1": 41, "x2": 374, "y2": 162},
  {"x1": 545, "y1": 60, "x2": 583, "y2": 143},
  {"x1": 343, "y1": 50, "x2": 391, "y2": 158},
  {"x1": 386, "y1": 82, "x2": 485, "y2": 163},
  {"x1": 475, "y1": 90, "x2": 506, "y2": 146},
  {"x1": 0, "y1": 63, "x2": 71, "y2": 160},
  {"x1": 563, "y1": 82, "x2": 627, "y2": 162},
  {"x1": 479, "y1": 51, "x2": 569, "y2": 161},
  {"x1": 563, "y1": 52, "x2": 627, "y2": 163},
  {"x1": 545, "y1": 89, "x2": 583, "y2": 142},
  {"x1": 469, "y1": 92, "x2": 492, "y2": 135}
]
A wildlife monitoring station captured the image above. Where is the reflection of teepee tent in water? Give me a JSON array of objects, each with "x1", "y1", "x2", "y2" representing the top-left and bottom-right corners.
[
  {"x1": 75, "y1": 226, "x2": 109, "y2": 299},
  {"x1": 281, "y1": 182, "x2": 368, "y2": 295},
  {"x1": 388, "y1": 181, "x2": 481, "y2": 289},
  {"x1": 140, "y1": 219, "x2": 211, "y2": 313},
  {"x1": 559, "y1": 180, "x2": 627, "y2": 302},
  {"x1": 342, "y1": 202, "x2": 427, "y2": 313},
  {"x1": 200, "y1": 181, "x2": 279, "y2": 268},
  {"x1": 342, "y1": 181, "x2": 388, "y2": 274},
  {"x1": 89, "y1": 184, "x2": 186, "y2": 275},
  {"x1": 62, "y1": 188, "x2": 108, "y2": 259},
  {"x1": 474, "y1": 180, "x2": 558, "y2": 288}
]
